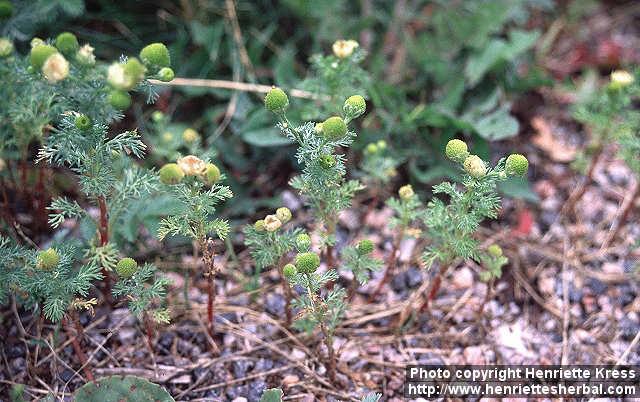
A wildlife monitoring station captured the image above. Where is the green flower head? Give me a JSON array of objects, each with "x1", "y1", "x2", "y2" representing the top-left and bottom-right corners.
[
  {"x1": 295, "y1": 233, "x2": 311, "y2": 252},
  {"x1": 123, "y1": 57, "x2": 147, "y2": 87},
  {"x1": 505, "y1": 154, "x2": 529, "y2": 176},
  {"x1": 116, "y1": 257, "x2": 138, "y2": 278},
  {"x1": 364, "y1": 143, "x2": 378, "y2": 155},
  {"x1": 398, "y1": 184, "x2": 414, "y2": 200},
  {"x1": 463, "y1": 155, "x2": 487, "y2": 178},
  {"x1": 202, "y1": 163, "x2": 221, "y2": 185},
  {"x1": 487, "y1": 244, "x2": 503, "y2": 258},
  {"x1": 159, "y1": 163, "x2": 185, "y2": 185},
  {"x1": 264, "y1": 87, "x2": 289, "y2": 114},
  {"x1": 36, "y1": 248, "x2": 60, "y2": 270},
  {"x1": 445, "y1": 139, "x2": 469, "y2": 163},
  {"x1": 158, "y1": 67, "x2": 174, "y2": 82},
  {"x1": 75, "y1": 114, "x2": 91, "y2": 130},
  {"x1": 0, "y1": 37, "x2": 13, "y2": 57},
  {"x1": 283, "y1": 263, "x2": 297, "y2": 280},
  {"x1": 108, "y1": 90, "x2": 132, "y2": 110},
  {"x1": 343, "y1": 95, "x2": 366, "y2": 119},
  {"x1": 319, "y1": 154, "x2": 336, "y2": 169},
  {"x1": 55, "y1": 32, "x2": 79, "y2": 56},
  {"x1": 295, "y1": 252, "x2": 320, "y2": 274},
  {"x1": 276, "y1": 207, "x2": 292, "y2": 224},
  {"x1": 254, "y1": 219, "x2": 266, "y2": 232},
  {"x1": 30, "y1": 45, "x2": 58, "y2": 70},
  {"x1": 321, "y1": 116, "x2": 347, "y2": 140},
  {"x1": 139, "y1": 43, "x2": 171, "y2": 71},
  {"x1": 357, "y1": 239, "x2": 374, "y2": 255}
]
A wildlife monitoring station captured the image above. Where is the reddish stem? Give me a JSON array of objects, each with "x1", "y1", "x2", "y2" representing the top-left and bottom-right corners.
[
  {"x1": 143, "y1": 312, "x2": 155, "y2": 355},
  {"x1": 418, "y1": 262, "x2": 448, "y2": 313},
  {"x1": 63, "y1": 315, "x2": 94, "y2": 382},
  {"x1": 370, "y1": 233, "x2": 401, "y2": 300},
  {"x1": 207, "y1": 274, "x2": 215, "y2": 337},
  {"x1": 97, "y1": 196, "x2": 112, "y2": 300},
  {"x1": 278, "y1": 257, "x2": 293, "y2": 326},
  {"x1": 605, "y1": 183, "x2": 640, "y2": 247}
]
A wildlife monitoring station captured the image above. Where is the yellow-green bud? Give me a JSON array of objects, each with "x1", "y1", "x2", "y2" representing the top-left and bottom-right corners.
[
  {"x1": 202, "y1": 163, "x2": 221, "y2": 185},
  {"x1": 0, "y1": 0, "x2": 13, "y2": 19},
  {"x1": 75, "y1": 44, "x2": 95, "y2": 66},
  {"x1": 319, "y1": 154, "x2": 336, "y2": 169},
  {"x1": 357, "y1": 239, "x2": 374, "y2": 255},
  {"x1": 0, "y1": 38, "x2": 13, "y2": 57},
  {"x1": 398, "y1": 184, "x2": 414, "y2": 200},
  {"x1": 365, "y1": 143, "x2": 378, "y2": 155},
  {"x1": 139, "y1": 43, "x2": 171, "y2": 71},
  {"x1": 30, "y1": 38, "x2": 45, "y2": 48},
  {"x1": 276, "y1": 207, "x2": 292, "y2": 224},
  {"x1": 609, "y1": 70, "x2": 634, "y2": 90},
  {"x1": 264, "y1": 87, "x2": 289, "y2": 114},
  {"x1": 55, "y1": 32, "x2": 79, "y2": 56},
  {"x1": 264, "y1": 214, "x2": 282, "y2": 232},
  {"x1": 122, "y1": 57, "x2": 146, "y2": 88},
  {"x1": 295, "y1": 233, "x2": 311, "y2": 252},
  {"x1": 343, "y1": 95, "x2": 366, "y2": 118},
  {"x1": 376, "y1": 140, "x2": 387, "y2": 150},
  {"x1": 505, "y1": 154, "x2": 529, "y2": 176},
  {"x1": 182, "y1": 128, "x2": 199, "y2": 143},
  {"x1": 445, "y1": 139, "x2": 469, "y2": 162},
  {"x1": 487, "y1": 244, "x2": 503, "y2": 258},
  {"x1": 36, "y1": 248, "x2": 60, "y2": 270},
  {"x1": 254, "y1": 219, "x2": 266, "y2": 232},
  {"x1": 463, "y1": 155, "x2": 487, "y2": 178},
  {"x1": 295, "y1": 252, "x2": 320, "y2": 274},
  {"x1": 158, "y1": 67, "x2": 174, "y2": 82},
  {"x1": 283, "y1": 263, "x2": 297, "y2": 280},
  {"x1": 116, "y1": 257, "x2": 138, "y2": 278},
  {"x1": 158, "y1": 163, "x2": 185, "y2": 185},
  {"x1": 42, "y1": 53, "x2": 69, "y2": 83},
  {"x1": 151, "y1": 111, "x2": 165, "y2": 123},
  {"x1": 75, "y1": 114, "x2": 91, "y2": 130},
  {"x1": 321, "y1": 116, "x2": 347, "y2": 140},
  {"x1": 108, "y1": 90, "x2": 131, "y2": 110},
  {"x1": 30, "y1": 45, "x2": 58, "y2": 70}
]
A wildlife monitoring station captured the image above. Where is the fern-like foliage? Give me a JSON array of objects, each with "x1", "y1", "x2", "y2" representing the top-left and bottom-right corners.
[
  {"x1": 340, "y1": 245, "x2": 382, "y2": 285},
  {"x1": 112, "y1": 263, "x2": 170, "y2": 322},
  {"x1": 243, "y1": 224, "x2": 301, "y2": 270},
  {"x1": 422, "y1": 159, "x2": 508, "y2": 269}
]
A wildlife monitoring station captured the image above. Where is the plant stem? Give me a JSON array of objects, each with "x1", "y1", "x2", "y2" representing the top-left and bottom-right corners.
[
  {"x1": 200, "y1": 238, "x2": 217, "y2": 339},
  {"x1": 371, "y1": 231, "x2": 402, "y2": 300},
  {"x1": 562, "y1": 146, "x2": 602, "y2": 216},
  {"x1": 418, "y1": 261, "x2": 449, "y2": 313},
  {"x1": 143, "y1": 312, "x2": 155, "y2": 355},
  {"x1": 304, "y1": 273, "x2": 337, "y2": 383},
  {"x1": 63, "y1": 313, "x2": 94, "y2": 382},
  {"x1": 97, "y1": 195, "x2": 112, "y2": 301},
  {"x1": 602, "y1": 181, "x2": 640, "y2": 249},
  {"x1": 277, "y1": 255, "x2": 293, "y2": 326}
]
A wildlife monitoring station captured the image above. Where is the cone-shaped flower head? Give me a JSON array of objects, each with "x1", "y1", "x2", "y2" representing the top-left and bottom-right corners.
[
  {"x1": 158, "y1": 67, "x2": 174, "y2": 82},
  {"x1": 159, "y1": 163, "x2": 185, "y2": 185},
  {"x1": 445, "y1": 139, "x2": 469, "y2": 163},
  {"x1": 463, "y1": 155, "x2": 487, "y2": 178},
  {"x1": 276, "y1": 207, "x2": 292, "y2": 224},
  {"x1": 610, "y1": 70, "x2": 634, "y2": 90},
  {"x1": 322, "y1": 116, "x2": 347, "y2": 140},
  {"x1": 30, "y1": 45, "x2": 58, "y2": 70},
  {"x1": 505, "y1": 154, "x2": 529, "y2": 176},
  {"x1": 254, "y1": 219, "x2": 266, "y2": 232},
  {"x1": 283, "y1": 263, "x2": 297, "y2": 280},
  {"x1": 295, "y1": 233, "x2": 311, "y2": 252},
  {"x1": 116, "y1": 257, "x2": 138, "y2": 278},
  {"x1": 332, "y1": 39, "x2": 359, "y2": 58},
  {"x1": 182, "y1": 128, "x2": 199, "y2": 143},
  {"x1": 357, "y1": 239, "x2": 374, "y2": 255},
  {"x1": 36, "y1": 248, "x2": 60, "y2": 270},
  {"x1": 398, "y1": 184, "x2": 414, "y2": 200},
  {"x1": 42, "y1": 53, "x2": 69, "y2": 83},
  {"x1": 177, "y1": 155, "x2": 207, "y2": 176},
  {"x1": 75, "y1": 114, "x2": 91, "y2": 130},
  {"x1": 202, "y1": 163, "x2": 221, "y2": 185},
  {"x1": 139, "y1": 43, "x2": 171, "y2": 71},
  {"x1": 122, "y1": 57, "x2": 146, "y2": 87},
  {"x1": 76, "y1": 44, "x2": 95, "y2": 66},
  {"x1": 487, "y1": 244, "x2": 503, "y2": 258},
  {"x1": 343, "y1": 95, "x2": 366, "y2": 119},
  {"x1": 264, "y1": 87, "x2": 289, "y2": 114},
  {"x1": 319, "y1": 154, "x2": 336, "y2": 169},
  {"x1": 55, "y1": 32, "x2": 79, "y2": 56},
  {"x1": 264, "y1": 214, "x2": 282, "y2": 232},
  {"x1": 0, "y1": 37, "x2": 13, "y2": 57},
  {"x1": 108, "y1": 90, "x2": 131, "y2": 110},
  {"x1": 364, "y1": 143, "x2": 378, "y2": 155},
  {"x1": 295, "y1": 252, "x2": 320, "y2": 274}
]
